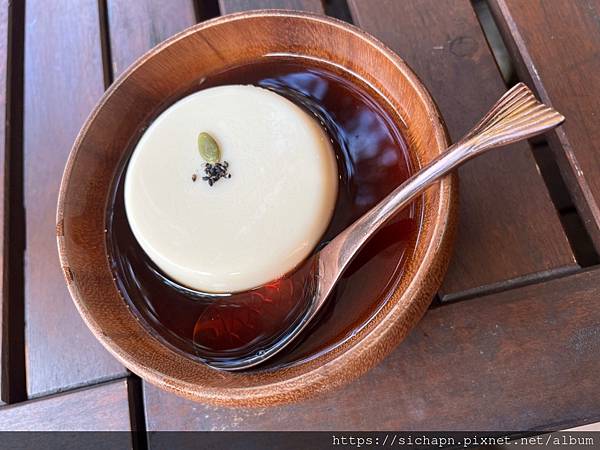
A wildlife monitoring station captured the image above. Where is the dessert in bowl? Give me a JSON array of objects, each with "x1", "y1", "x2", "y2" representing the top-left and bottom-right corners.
[{"x1": 57, "y1": 10, "x2": 457, "y2": 406}]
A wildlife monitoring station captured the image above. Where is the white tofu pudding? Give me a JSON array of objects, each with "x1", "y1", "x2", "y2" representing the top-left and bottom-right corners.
[{"x1": 124, "y1": 85, "x2": 338, "y2": 293}]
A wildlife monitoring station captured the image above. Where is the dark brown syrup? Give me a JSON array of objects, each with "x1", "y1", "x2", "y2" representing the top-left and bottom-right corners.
[{"x1": 106, "y1": 57, "x2": 421, "y2": 369}]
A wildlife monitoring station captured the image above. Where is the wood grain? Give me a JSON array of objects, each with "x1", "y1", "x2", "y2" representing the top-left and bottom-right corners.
[
  {"x1": 489, "y1": 0, "x2": 600, "y2": 254},
  {"x1": 24, "y1": 0, "x2": 125, "y2": 398},
  {"x1": 0, "y1": 0, "x2": 8, "y2": 405},
  {"x1": 0, "y1": 379, "x2": 132, "y2": 431},
  {"x1": 144, "y1": 267, "x2": 600, "y2": 431},
  {"x1": 219, "y1": 0, "x2": 324, "y2": 14},
  {"x1": 107, "y1": 0, "x2": 198, "y2": 78},
  {"x1": 348, "y1": 0, "x2": 576, "y2": 300}
]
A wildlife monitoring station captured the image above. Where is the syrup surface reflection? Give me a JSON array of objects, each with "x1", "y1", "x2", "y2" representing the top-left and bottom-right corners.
[{"x1": 106, "y1": 58, "x2": 421, "y2": 368}]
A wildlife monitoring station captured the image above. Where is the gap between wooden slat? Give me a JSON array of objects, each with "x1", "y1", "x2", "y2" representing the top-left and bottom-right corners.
[
  {"x1": 195, "y1": 0, "x2": 221, "y2": 20},
  {"x1": 472, "y1": 0, "x2": 600, "y2": 268},
  {"x1": 472, "y1": 0, "x2": 515, "y2": 83},
  {"x1": 441, "y1": 264, "x2": 579, "y2": 304},
  {"x1": 324, "y1": 0, "x2": 353, "y2": 23},
  {"x1": 531, "y1": 140, "x2": 600, "y2": 267},
  {"x1": 4, "y1": 0, "x2": 26, "y2": 405},
  {"x1": 98, "y1": 0, "x2": 114, "y2": 88},
  {"x1": 127, "y1": 375, "x2": 149, "y2": 450},
  {"x1": 0, "y1": 375, "x2": 130, "y2": 409}
]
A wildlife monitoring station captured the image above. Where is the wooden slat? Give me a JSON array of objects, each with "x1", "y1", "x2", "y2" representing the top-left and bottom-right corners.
[
  {"x1": 107, "y1": 0, "x2": 198, "y2": 78},
  {"x1": 144, "y1": 267, "x2": 600, "y2": 431},
  {"x1": 0, "y1": 0, "x2": 8, "y2": 405},
  {"x1": 347, "y1": 0, "x2": 576, "y2": 300},
  {"x1": 219, "y1": 0, "x2": 324, "y2": 14},
  {"x1": 489, "y1": 0, "x2": 600, "y2": 254},
  {"x1": 23, "y1": 0, "x2": 125, "y2": 397},
  {"x1": 0, "y1": 379, "x2": 132, "y2": 431}
]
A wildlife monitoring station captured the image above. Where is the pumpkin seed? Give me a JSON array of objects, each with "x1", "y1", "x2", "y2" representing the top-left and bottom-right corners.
[{"x1": 197, "y1": 132, "x2": 220, "y2": 163}]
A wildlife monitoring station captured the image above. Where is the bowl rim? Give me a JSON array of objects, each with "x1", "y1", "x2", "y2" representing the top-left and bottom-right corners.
[{"x1": 57, "y1": 9, "x2": 458, "y2": 406}]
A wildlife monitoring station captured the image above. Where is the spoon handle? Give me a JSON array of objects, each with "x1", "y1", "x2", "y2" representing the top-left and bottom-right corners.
[{"x1": 320, "y1": 83, "x2": 564, "y2": 286}]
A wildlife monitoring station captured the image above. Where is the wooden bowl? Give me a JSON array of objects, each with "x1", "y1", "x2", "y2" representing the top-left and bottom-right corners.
[{"x1": 57, "y1": 10, "x2": 457, "y2": 407}]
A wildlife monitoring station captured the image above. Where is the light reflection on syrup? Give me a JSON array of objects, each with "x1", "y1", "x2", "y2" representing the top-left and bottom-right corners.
[
  {"x1": 106, "y1": 57, "x2": 420, "y2": 369},
  {"x1": 192, "y1": 257, "x2": 317, "y2": 360}
]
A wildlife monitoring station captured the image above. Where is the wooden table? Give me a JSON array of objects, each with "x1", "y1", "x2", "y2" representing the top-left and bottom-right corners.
[{"x1": 1, "y1": 0, "x2": 599, "y2": 436}]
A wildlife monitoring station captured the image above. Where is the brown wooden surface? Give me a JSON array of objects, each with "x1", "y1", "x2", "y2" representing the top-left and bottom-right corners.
[
  {"x1": 1, "y1": 0, "x2": 598, "y2": 434},
  {"x1": 107, "y1": 0, "x2": 198, "y2": 78},
  {"x1": 0, "y1": 379, "x2": 132, "y2": 431},
  {"x1": 489, "y1": 0, "x2": 600, "y2": 254},
  {"x1": 0, "y1": 0, "x2": 8, "y2": 405},
  {"x1": 348, "y1": 0, "x2": 576, "y2": 300},
  {"x1": 144, "y1": 267, "x2": 600, "y2": 431},
  {"x1": 23, "y1": 0, "x2": 125, "y2": 398},
  {"x1": 220, "y1": 0, "x2": 324, "y2": 14}
]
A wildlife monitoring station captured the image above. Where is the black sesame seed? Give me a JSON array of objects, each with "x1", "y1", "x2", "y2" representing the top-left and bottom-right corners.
[{"x1": 199, "y1": 160, "x2": 231, "y2": 186}]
